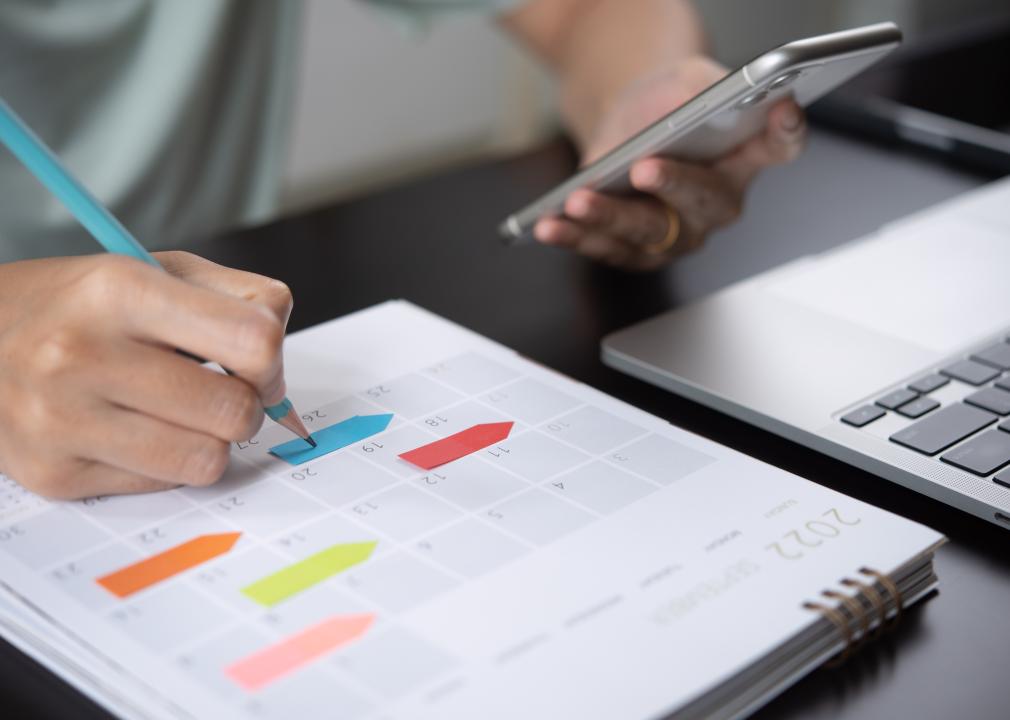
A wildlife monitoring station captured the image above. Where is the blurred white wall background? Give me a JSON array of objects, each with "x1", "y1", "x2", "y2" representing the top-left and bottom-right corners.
[
  {"x1": 280, "y1": 0, "x2": 553, "y2": 212},
  {"x1": 281, "y1": 0, "x2": 1005, "y2": 213}
]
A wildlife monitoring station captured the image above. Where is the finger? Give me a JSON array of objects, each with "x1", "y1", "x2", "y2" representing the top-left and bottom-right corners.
[
  {"x1": 567, "y1": 229, "x2": 675, "y2": 271},
  {"x1": 534, "y1": 217, "x2": 581, "y2": 247},
  {"x1": 155, "y1": 251, "x2": 293, "y2": 327},
  {"x1": 564, "y1": 190, "x2": 670, "y2": 249},
  {"x1": 535, "y1": 212, "x2": 636, "y2": 264},
  {"x1": 630, "y1": 157, "x2": 743, "y2": 231},
  {"x1": 69, "y1": 461, "x2": 177, "y2": 499},
  {"x1": 71, "y1": 404, "x2": 231, "y2": 487},
  {"x1": 99, "y1": 342, "x2": 263, "y2": 442},
  {"x1": 569, "y1": 230, "x2": 635, "y2": 264},
  {"x1": 9, "y1": 456, "x2": 175, "y2": 501},
  {"x1": 83, "y1": 259, "x2": 288, "y2": 405},
  {"x1": 535, "y1": 217, "x2": 683, "y2": 271},
  {"x1": 716, "y1": 100, "x2": 807, "y2": 189}
]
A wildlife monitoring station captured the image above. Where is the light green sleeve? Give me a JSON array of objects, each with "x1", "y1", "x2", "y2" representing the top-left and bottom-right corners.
[{"x1": 362, "y1": 0, "x2": 524, "y2": 24}]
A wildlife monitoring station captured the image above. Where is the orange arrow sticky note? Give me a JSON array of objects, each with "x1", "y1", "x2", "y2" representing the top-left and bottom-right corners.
[{"x1": 97, "y1": 532, "x2": 241, "y2": 599}]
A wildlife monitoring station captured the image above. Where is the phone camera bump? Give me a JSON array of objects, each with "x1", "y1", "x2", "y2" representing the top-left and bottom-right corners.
[
  {"x1": 769, "y1": 70, "x2": 802, "y2": 90},
  {"x1": 737, "y1": 90, "x2": 768, "y2": 109}
]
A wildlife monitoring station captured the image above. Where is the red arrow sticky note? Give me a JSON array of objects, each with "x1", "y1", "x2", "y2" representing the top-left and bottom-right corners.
[{"x1": 399, "y1": 422, "x2": 514, "y2": 469}]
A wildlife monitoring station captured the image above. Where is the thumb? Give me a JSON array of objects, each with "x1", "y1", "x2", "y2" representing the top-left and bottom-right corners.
[{"x1": 716, "y1": 100, "x2": 807, "y2": 190}]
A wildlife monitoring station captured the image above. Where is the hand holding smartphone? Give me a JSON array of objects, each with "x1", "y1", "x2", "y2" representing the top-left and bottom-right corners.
[{"x1": 499, "y1": 23, "x2": 903, "y2": 245}]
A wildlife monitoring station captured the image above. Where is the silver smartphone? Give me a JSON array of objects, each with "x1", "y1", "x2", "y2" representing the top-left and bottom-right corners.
[{"x1": 499, "y1": 22, "x2": 903, "y2": 244}]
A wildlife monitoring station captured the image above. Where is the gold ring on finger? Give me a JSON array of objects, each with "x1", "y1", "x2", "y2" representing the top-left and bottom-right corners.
[{"x1": 644, "y1": 205, "x2": 681, "y2": 256}]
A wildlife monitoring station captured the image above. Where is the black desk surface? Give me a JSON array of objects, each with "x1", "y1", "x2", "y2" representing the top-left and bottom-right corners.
[{"x1": 4, "y1": 130, "x2": 1009, "y2": 720}]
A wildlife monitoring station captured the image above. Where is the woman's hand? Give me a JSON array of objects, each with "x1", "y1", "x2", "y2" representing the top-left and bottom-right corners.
[
  {"x1": 534, "y1": 57, "x2": 808, "y2": 270},
  {"x1": 0, "y1": 251, "x2": 292, "y2": 499}
]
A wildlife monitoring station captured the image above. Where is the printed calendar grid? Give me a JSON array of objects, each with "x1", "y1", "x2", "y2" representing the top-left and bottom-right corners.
[{"x1": 0, "y1": 351, "x2": 712, "y2": 717}]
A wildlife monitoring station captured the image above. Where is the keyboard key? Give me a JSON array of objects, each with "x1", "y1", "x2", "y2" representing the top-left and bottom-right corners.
[
  {"x1": 875, "y1": 388, "x2": 918, "y2": 410},
  {"x1": 896, "y1": 397, "x2": 940, "y2": 419},
  {"x1": 908, "y1": 374, "x2": 949, "y2": 394},
  {"x1": 841, "y1": 405, "x2": 886, "y2": 428},
  {"x1": 890, "y1": 404, "x2": 996, "y2": 455},
  {"x1": 996, "y1": 377, "x2": 1010, "y2": 393},
  {"x1": 964, "y1": 388, "x2": 1010, "y2": 416},
  {"x1": 1001, "y1": 420, "x2": 1010, "y2": 433},
  {"x1": 971, "y1": 342, "x2": 1010, "y2": 371},
  {"x1": 941, "y1": 359, "x2": 1001, "y2": 386},
  {"x1": 941, "y1": 431, "x2": 1010, "y2": 476},
  {"x1": 995, "y1": 467, "x2": 1010, "y2": 489}
]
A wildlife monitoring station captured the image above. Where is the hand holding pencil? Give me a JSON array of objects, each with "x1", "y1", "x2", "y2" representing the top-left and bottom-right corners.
[
  {"x1": 0, "y1": 252, "x2": 296, "y2": 498},
  {"x1": 0, "y1": 98, "x2": 313, "y2": 499}
]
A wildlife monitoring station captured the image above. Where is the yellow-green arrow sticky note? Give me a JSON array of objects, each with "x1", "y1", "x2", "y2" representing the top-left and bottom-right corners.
[{"x1": 242, "y1": 541, "x2": 377, "y2": 607}]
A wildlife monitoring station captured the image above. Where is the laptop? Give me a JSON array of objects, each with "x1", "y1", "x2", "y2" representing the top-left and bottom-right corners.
[{"x1": 602, "y1": 176, "x2": 1010, "y2": 529}]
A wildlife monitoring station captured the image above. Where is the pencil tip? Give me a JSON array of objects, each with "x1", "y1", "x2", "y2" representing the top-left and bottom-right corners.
[{"x1": 271, "y1": 401, "x2": 316, "y2": 448}]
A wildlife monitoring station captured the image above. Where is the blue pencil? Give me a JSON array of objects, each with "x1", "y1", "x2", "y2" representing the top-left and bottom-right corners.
[{"x1": 0, "y1": 98, "x2": 315, "y2": 448}]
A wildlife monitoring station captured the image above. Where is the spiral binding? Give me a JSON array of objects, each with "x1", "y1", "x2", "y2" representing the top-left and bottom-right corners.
[{"x1": 803, "y1": 566, "x2": 905, "y2": 668}]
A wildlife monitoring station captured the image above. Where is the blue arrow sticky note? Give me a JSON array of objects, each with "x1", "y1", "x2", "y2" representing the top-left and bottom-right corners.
[{"x1": 269, "y1": 414, "x2": 394, "y2": 465}]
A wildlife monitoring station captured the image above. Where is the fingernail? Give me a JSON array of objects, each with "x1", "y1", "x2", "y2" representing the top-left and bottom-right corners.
[
  {"x1": 639, "y1": 164, "x2": 666, "y2": 191},
  {"x1": 780, "y1": 106, "x2": 803, "y2": 133},
  {"x1": 567, "y1": 199, "x2": 595, "y2": 221},
  {"x1": 533, "y1": 223, "x2": 555, "y2": 244}
]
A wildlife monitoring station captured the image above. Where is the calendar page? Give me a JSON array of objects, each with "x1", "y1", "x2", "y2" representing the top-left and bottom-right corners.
[{"x1": 0, "y1": 301, "x2": 943, "y2": 720}]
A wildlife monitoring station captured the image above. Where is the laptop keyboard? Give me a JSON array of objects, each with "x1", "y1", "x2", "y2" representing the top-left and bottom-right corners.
[{"x1": 840, "y1": 338, "x2": 1010, "y2": 489}]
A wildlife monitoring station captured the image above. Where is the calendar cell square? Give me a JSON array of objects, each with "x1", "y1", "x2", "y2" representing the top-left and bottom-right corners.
[
  {"x1": 423, "y1": 352, "x2": 519, "y2": 395},
  {"x1": 287, "y1": 452, "x2": 397, "y2": 508},
  {"x1": 416, "y1": 399, "x2": 517, "y2": 439},
  {"x1": 351, "y1": 424, "x2": 435, "y2": 478},
  {"x1": 230, "y1": 423, "x2": 295, "y2": 475},
  {"x1": 359, "y1": 373, "x2": 463, "y2": 419},
  {"x1": 341, "y1": 552, "x2": 456, "y2": 613},
  {"x1": 205, "y1": 481, "x2": 325, "y2": 540},
  {"x1": 542, "y1": 405, "x2": 647, "y2": 454},
  {"x1": 177, "y1": 625, "x2": 273, "y2": 699},
  {"x1": 482, "y1": 377, "x2": 580, "y2": 424},
  {"x1": 1, "y1": 507, "x2": 110, "y2": 569},
  {"x1": 270, "y1": 513, "x2": 385, "y2": 561},
  {"x1": 606, "y1": 434, "x2": 716, "y2": 485},
  {"x1": 47, "y1": 542, "x2": 142, "y2": 611},
  {"x1": 126, "y1": 509, "x2": 238, "y2": 555},
  {"x1": 312, "y1": 394, "x2": 404, "y2": 430},
  {"x1": 75, "y1": 490, "x2": 191, "y2": 536},
  {"x1": 486, "y1": 489, "x2": 593, "y2": 546},
  {"x1": 109, "y1": 583, "x2": 231, "y2": 653},
  {"x1": 482, "y1": 430, "x2": 589, "y2": 482},
  {"x1": 412, "y1": 455, "x2": 527, "y2": 511},
  {"x1": 546, "y1": 461, "x2": 656, "y2": 514},
  {"x1": 344, "y1": 485, "x2": 459, "y2": 542},
  {"x1": 254, "y1": 669, "x2": 371, "y2": 720},
  {"x1": 416, "y1": 519, "x2": 528, "y2": 578},
  {"x1": 259, "y1": 586, "x2": 370, "y2": 636},
  {"x1": 192, "y1": 545, "x2": 292, "y2": 612},
  {"x1": 336, "y1": 624, "x2": 456, "y2": 698}
]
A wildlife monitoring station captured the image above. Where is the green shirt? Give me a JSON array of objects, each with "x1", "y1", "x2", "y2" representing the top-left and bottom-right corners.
[{"x1": 0, "y1": 0, "x2": 515, "y2": 262}]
